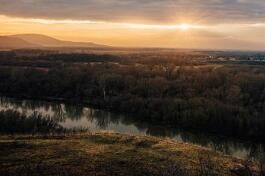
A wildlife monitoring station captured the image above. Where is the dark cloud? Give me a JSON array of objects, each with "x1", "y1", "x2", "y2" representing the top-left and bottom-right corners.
[{"x1": 0, "y1": 0, "x2": 265, "y2": 24}]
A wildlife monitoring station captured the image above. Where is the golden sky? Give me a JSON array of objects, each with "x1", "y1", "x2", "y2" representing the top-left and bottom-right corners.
[{"x1": 1, "y1": 0, "x2": 265, "y2": 50}]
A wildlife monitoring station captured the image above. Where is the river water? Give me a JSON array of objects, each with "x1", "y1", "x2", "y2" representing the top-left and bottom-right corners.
[{"x1": 0, "y1": 97, "x2": 264, "y2": 161}]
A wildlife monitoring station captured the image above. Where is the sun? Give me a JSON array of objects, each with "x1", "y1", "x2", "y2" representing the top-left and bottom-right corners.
[{"x1": 179, "y1": 23, "x2": 191, "y2": 31}]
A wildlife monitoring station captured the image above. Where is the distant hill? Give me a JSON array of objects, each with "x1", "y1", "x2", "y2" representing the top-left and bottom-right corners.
[
  {"x1": 0, "y1": 34, "x2": 107, "y2": 49},
  {"x1": 0, "y1": 36, "x2": 41, "y2": 49}
]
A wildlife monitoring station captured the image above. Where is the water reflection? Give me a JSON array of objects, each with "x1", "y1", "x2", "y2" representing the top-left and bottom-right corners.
[
  {"x1": 0, "y1": 96, "x2": 264, "y2": 161},
  {"x1": 0, "y1": 110, "x2": 68, "y2": 134}
]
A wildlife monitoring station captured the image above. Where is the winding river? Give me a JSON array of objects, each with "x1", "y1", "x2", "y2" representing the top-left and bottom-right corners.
[{"x1": 0, "y1": 96, "x2": 264, "y2": 161}]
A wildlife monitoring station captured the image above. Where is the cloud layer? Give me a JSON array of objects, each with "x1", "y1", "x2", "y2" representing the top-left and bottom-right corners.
[{"x1": 0, "y1": 0, "x2": 265, "y2": 24}]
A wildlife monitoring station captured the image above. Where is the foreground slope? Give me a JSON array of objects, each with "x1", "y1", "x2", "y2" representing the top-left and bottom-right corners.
[{"x1": 0, "y1": 133, "x2": 257, "y2": 176}]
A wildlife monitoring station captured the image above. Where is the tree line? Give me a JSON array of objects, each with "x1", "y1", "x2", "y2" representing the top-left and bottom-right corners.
[{"x1": 0, "y1": 52, "x2": 264, "y2": 141}]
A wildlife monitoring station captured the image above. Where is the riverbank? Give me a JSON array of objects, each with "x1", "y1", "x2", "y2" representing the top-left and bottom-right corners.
[
  {"x1": 1, "y1": 95, "x2": 265, "y2": 145},
  {"x1": 0, "y1": 132, "x2": 259, "y2": 176}
]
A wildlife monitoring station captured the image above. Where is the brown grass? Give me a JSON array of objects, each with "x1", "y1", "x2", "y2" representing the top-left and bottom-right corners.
[{"x1": 0, "y1": 132, "x2": 258, "y2": 176}]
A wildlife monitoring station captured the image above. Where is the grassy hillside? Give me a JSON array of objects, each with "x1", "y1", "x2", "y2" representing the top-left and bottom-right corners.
[{"x1": 0, "y1": 133, "x2": 258, "y2": 176}]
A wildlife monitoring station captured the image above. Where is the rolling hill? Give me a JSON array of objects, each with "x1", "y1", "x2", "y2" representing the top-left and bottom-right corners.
[
  {"x1": 0, "y1": 36, "x2": 41, "y2": 49},
  {"x1": 0, "y1": 34, "x2": 107, "y2": 49}
]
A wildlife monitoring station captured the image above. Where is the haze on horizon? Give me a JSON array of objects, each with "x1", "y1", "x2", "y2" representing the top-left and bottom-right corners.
[{"x1": 0, "y1": 0, "x2": 265, "y2": 51}]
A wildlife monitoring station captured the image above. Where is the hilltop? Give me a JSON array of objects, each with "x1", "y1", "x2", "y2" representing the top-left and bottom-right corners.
[{"x1": 0, "y1": 133, "x2": 258, "y2": 176}]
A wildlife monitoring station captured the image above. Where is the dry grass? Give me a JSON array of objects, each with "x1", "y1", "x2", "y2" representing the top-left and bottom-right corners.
[{"x1": 0, "y1": 132, "x2": 258, "y2": 176}]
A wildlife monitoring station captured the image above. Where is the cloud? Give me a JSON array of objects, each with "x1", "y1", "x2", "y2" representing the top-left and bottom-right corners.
[{"x1": 0, "y1": 0, "x2": 264, "y2": 24}]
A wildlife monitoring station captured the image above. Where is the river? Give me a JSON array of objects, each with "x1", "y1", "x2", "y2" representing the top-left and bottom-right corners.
[{"x1": 0, "y1": 96, "x2": 264, "y2": 161}]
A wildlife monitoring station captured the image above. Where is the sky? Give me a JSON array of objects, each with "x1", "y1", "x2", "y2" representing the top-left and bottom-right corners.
[{"x1": 0, "y1": 0, "x2": 265, "y2": 50}]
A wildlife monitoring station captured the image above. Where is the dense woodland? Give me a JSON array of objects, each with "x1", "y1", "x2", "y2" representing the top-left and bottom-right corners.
[{"x1": 0, "y1": 50, "x2": 265, "y2": 141}]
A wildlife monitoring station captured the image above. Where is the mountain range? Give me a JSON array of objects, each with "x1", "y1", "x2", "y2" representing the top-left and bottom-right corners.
[{"x1": 0, "y1": 34, "x2": 107, "y2": 49}]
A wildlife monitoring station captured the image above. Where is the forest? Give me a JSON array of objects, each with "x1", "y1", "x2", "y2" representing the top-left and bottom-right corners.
[{"x1": 0, "y1": 50, "x2": 264, "y2": 142}]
